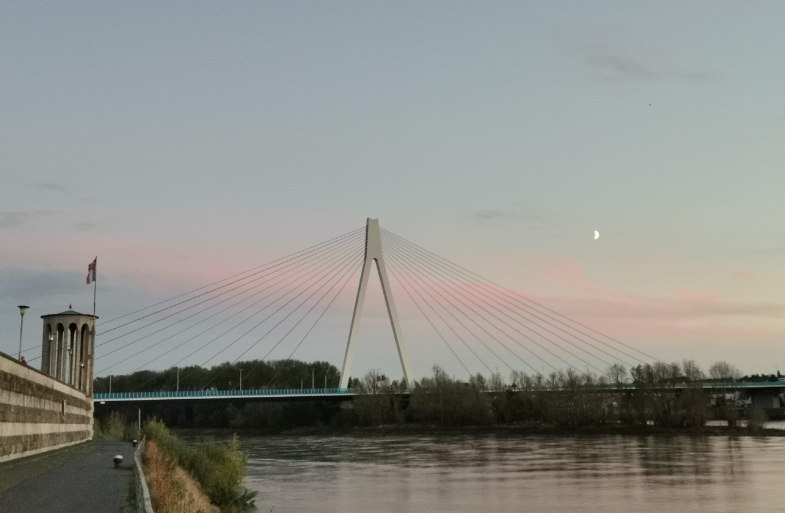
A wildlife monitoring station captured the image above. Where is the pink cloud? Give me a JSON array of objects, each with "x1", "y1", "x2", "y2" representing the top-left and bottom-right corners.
[
  {"x1": 484, "y1": 257, "x2": 784, "y2": 364},
  {"x1": 538, "y1": 258, "x2": 605, "y2": 297},
  {"x1": 1, "y1": 229, "x2": 289, "y2": 293},
  {"x1": 730, "y1": 270, "x2": 756, "y2": 286},
  {"x1": 530, "y1": 258, "x2": 784, "y2": 321}
]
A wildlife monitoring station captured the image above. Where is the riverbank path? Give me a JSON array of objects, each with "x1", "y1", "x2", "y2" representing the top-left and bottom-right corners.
[{"x1": 0, "y1": 439, "x2": 137, "y2": 513}]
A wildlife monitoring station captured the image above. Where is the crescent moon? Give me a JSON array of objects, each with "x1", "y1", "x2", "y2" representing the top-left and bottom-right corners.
[{"x1": 594, "y1": 230, "x2": 600, "y2": 240}]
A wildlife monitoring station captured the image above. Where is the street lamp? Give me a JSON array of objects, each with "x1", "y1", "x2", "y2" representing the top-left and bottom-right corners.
[
  {"x1": 17, "y1": 305, "x2": 29, "y2": 360},
  {"x1": 48, "y1": 332, "x2": 54, "y2": 374}
]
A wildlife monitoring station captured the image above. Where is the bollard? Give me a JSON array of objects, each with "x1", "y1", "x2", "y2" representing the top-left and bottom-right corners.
[
  {"x1": 113, "y1": 455, "x2": 123, "y2": 468},
  {"x1": 132, "y1": 439, "x2": 138, "y2": 448}
]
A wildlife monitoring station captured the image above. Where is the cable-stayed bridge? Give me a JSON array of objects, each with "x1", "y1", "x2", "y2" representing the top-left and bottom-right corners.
[{"x1": 60, "y1": 218, "x2": 662, "y2": 401}]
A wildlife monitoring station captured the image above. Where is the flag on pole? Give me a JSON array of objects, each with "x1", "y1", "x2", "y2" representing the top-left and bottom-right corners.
[{"x1": 86, "y1": 258, "x2": 97, "y2": 284}]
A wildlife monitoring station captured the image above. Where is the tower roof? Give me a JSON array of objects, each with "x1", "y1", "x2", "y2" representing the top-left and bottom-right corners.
[{"x1": 41, "y1": 310, "x2": 98, "y2": 319}]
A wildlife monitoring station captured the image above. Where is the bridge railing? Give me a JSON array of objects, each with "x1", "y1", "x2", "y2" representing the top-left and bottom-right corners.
[
  {"x1": 94, "y1": 387, "x2": 353, "y2": 401},
  {"x1": 93, "y1": 380, "x2": 784, "y2": 401},
  {"x1": 599, "y1": 381, "x2": 783, "y2": 390}
]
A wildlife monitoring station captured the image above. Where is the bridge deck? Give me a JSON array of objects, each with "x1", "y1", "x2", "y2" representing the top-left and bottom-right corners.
[
  {"x1": 94, "y1": 387, "x2": 354, "y2": 402},
  {"x1": 92, "y1": 381, "x2": 785, "y2": 403}
]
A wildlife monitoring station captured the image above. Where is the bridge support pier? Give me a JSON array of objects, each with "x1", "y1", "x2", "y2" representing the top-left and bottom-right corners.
[{"x1": 340, "y1": 218, "x2": 413, "y2": 388}]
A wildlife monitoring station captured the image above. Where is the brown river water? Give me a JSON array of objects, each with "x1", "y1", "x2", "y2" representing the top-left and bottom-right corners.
[{"x1": 237, "y1": 429, "x2": 785, "y2": 513}]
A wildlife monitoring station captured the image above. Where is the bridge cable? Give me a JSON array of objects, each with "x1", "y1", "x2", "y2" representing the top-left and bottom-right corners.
[
  {"x1": 384, "y1": 246, "x2": 521, "y2": 373},
  {"x1": 223, "y1": 247, "x2": 365, "y2": 367},
  {"x1": 386, "y1": 228, "x2": 660, "y2": 363},
  {"x1": 384, "y1": 255, "x2": 476, "y2": 377},
  {"x1": 207, "y1": 255, "x2": 364, "y2": 389},
  {"x1": 127, "y1": 243, "x2": 364, "y2": 388},
  {"x1": 382, "y1": 230, "x2": 632, "y2": 368},
  {"x1": 384, "y1": 233, "x2": 618, "y2": 373},
  {"x1": 95, "y1": 229, "x2": 364, "y2": 348},
  {"x1": 95, "y1": 233, "x2": 364, "y2": 376},
  {"x1": 384, "y1": 245, "x2": 519, "y2": 373},
  {"x1": 385, "y1": 243, "x2": 543, "y2": 375},
  {"x1": 96, "y1": 227, "x2": 364, "y2": 333},
  {"x1": 194, "y1": 246, "x2": 364, "y2": 369},
  {"x1": 383, "y1": 228, "x2": 659, "y2": 364},
  {"x1": 261, "y1": 264, "x2": 361, "y2": 388},
  {"x1": 127, "y1": 243, "x2": 363, "y2": 391},
  {"x1": 33, "y1": 229, "x2": 365, "y2": 368},
  {"x1": 93, "y1": 230, "x2": 363, "y2": 361},
  {"x1": 382, "y1": 228, "x2": 627, "y2": 365}
]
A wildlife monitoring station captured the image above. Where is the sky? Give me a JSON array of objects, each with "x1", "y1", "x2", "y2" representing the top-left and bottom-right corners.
[{"x1": 2, "y1": 1, "x2": 785, "y2": 381}]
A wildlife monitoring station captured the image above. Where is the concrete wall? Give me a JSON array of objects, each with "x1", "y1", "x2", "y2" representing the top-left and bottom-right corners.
[{"x1": 0, "y1": 351, "x2": 93, "y2": 462}]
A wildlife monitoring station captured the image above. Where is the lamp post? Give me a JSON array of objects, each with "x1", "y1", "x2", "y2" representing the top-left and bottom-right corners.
[
  {"x1": 17, "y1": 305, "x2": 29, "y2": 360},
  {"x1": 48, "y1": 333, "x2": 54, "y2": 374}
]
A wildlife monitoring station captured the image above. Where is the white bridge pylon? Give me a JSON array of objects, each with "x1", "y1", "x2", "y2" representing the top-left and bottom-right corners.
[{"x1": 340, "y1": 218, "x2": 413, "y2": 388}]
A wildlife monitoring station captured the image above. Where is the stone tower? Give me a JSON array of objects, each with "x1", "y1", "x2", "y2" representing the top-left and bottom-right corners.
[{"x1": 40, "y1": 309, "x2": 98, "y2": 396}]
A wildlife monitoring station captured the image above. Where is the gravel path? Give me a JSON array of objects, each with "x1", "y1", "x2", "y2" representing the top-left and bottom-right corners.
[{"x1": 0, "y1": 439, "x2": 138, "y2": 513}]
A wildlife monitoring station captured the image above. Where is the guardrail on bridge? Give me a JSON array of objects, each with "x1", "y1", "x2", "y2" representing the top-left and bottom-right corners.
[{"x1": 95, "y1": 387, "x2": 353, "y2": 401}]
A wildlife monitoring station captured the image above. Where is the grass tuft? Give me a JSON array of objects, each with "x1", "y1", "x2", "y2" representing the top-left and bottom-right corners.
[
  {"x1": 143, "y1": 420, "x2": 256, "y2": 513},
  {"x1": 143, "y1": 440, "x2": 217, "y2": 513}
]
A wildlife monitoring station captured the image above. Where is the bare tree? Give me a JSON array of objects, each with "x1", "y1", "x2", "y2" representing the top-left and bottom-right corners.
[
  {"x1": 489, "y1": 371, "x2": 505, "y2": 392},
  {"x1": 681, "y1": 360, "x2": 704, "y2": 381},
  {"x1": 353, "y1": 369, "x2": 394, "y2": 426},
  {"x1": 708, "y1": 361, "x2": 741, "y2": 428},
  {"x1": 708, "y1": 361, "x2": 741, "y2": 381},
  {"x1": 605, "y1": 363, "x2": 628, "y2": 385}
]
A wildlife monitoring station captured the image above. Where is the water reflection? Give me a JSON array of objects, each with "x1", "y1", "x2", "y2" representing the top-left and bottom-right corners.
[{"x1": 237, "y1": 433, "x2": 785, "y2": 513}]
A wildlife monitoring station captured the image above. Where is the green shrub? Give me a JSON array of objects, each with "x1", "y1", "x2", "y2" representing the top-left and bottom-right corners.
[
  {"x1": 96, "y1": 411, "x2": 136, "y2": 440},
  {"x1": 143, "y1": 420, "x2": 256, "y2": 513}
]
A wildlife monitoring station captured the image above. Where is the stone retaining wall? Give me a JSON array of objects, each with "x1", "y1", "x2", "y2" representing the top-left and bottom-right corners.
[{"x1": 0, "y1": 352, "x2": 93, "y2": 462}]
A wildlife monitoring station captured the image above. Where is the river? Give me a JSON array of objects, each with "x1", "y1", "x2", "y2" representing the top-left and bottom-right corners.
[{"x1": 239, "y1": 428, "x2": 785, "y2": 513}]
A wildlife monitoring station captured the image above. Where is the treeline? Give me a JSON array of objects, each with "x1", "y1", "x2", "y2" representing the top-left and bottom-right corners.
[
  {"x1": 349, "y1": 360, "x2": 766, "y2": 431},
  {"x1": 98, "y1": 398, "x2": 340, "y2": 430},
  {"x1": 95, "y1": 359, "x2": 771, "y2": 432},
  {"x1": 740, "y1": 372, "x2": 784, "y2": 382},
  {"x1": 94, "y1": 359, "x2": 340, "y2": 393}
]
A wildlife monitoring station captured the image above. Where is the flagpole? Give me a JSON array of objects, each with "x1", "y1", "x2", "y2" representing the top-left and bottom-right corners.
[{"x1": 92, "y1": 257, "x2": 97, "y2": 317}]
